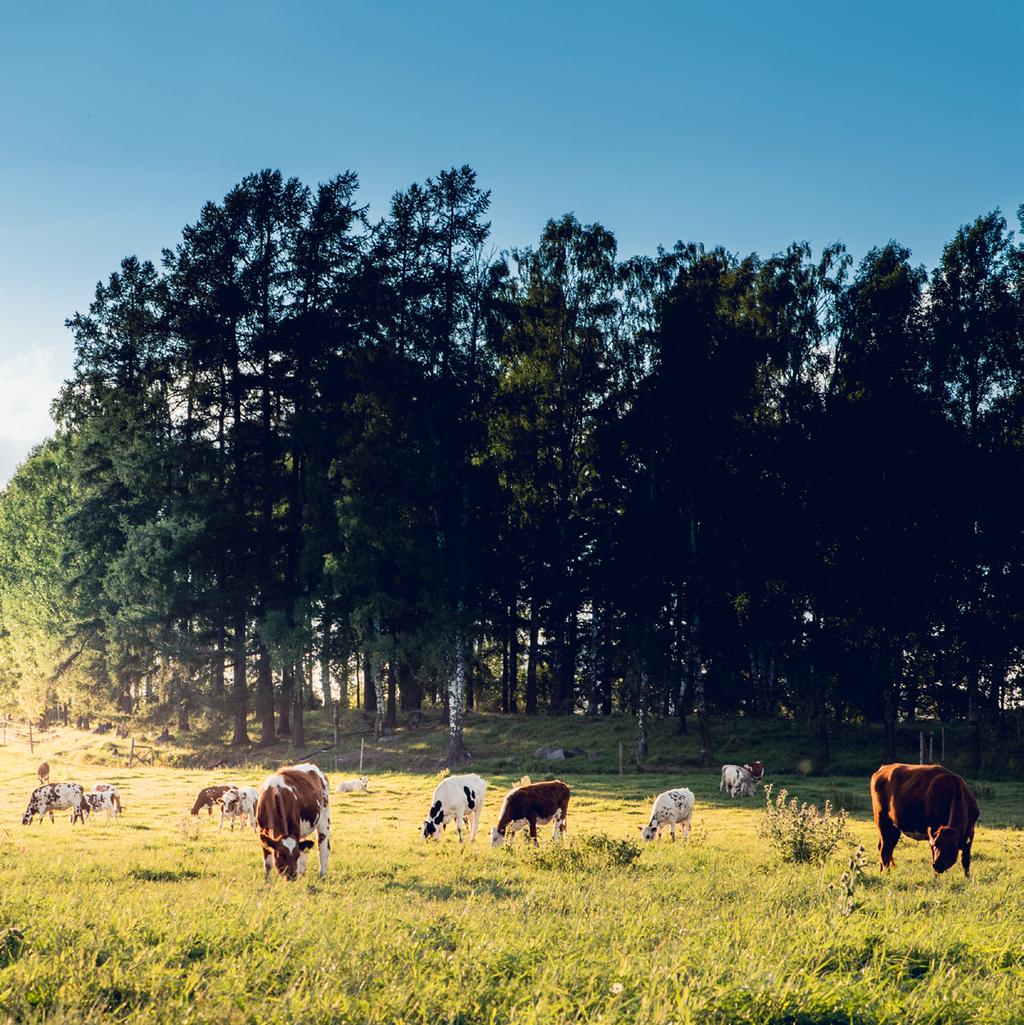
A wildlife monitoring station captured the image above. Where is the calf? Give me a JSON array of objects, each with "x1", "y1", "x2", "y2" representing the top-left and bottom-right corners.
[
  {"x1": 720, "y1": 764, "x2": 756, "y2": 798},
  {"x1": 640, "y1": 788, "x2": 695, "y2": 842},
  {"x1": 335, "y1": 776, "x2": 370, "y2": 793},
  {"x1": 256, "y1": 764, "x2": 330, "y2": 880},
  {"x1": 744, "y1": 761, "x2": 765, "y2": 782},
  {"x1": 22, "y1": 783, "x2": 89, "y2": 825},
  {"x1": 191, "y1": 784, "x2": 232, "y2": 816},
  {"x1": 490, "y1": 780, "x2": 570, "y2": 847},
  {"x1": 85, "y1": 787, "x2": 123, "y2": 820},
  {"x1": 37, "y1": 761, "x2": 50, "y2": 785},
  {"x1": 220, "y1": 785, "x2": 258, "y2": 831},
  {"x1": 870, "y1": 763, "x2": 980, "y2": 877},
  {"x1": 420, "y1": 773, "x2": 486, "y2": 843}
]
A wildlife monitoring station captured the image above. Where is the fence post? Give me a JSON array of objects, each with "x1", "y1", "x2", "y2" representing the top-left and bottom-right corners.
[
  {"x1": 128, "y1": 737, "x2": 135, "y2": 768},
  {"x1": 618, "y1": 742, "x2": 623, "y2": 776},
  {"x1": 28, "y1": 720, "x2": 33, "y2": 755},
  {"x1": 333, "y1": 701, "x2": 339, "y2": 748},
  {"x1": 919, "y1": 731, "x2": 924, "y2": 764},
  {"x1": 359, "y1": 737, "x2": 364, "y2": 773},
  {"x1": 928, "y1": 732, "x2": 934, "y2": 763}
]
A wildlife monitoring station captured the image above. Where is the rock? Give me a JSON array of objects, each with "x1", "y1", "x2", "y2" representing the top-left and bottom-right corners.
[{"x1": 534, "y1": 746, "x2": 566, "y2": 760}]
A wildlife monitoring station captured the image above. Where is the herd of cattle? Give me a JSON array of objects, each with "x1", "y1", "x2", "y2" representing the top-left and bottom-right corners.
[{"x1": 17, "y1": 757, "x2": 979, "y2": 881}]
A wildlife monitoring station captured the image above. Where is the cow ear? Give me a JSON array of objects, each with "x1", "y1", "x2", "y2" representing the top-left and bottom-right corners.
[
  {"x1": 926, "y1": 826, "x2": 935, "y2": 842},
  {"x1": 298, "y1": 839, "x2": 315, "y2": 851}
]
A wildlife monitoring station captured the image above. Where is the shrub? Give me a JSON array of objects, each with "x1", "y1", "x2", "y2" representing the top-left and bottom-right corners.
[
  {"x1": 829, "y1": 845, "x2": 867, "y2": 918},
  {"x1": 759, "y1": 785, "x2": 848, "y2": 864},
  {"x1": 528, "y1": 833, "x2": 642, "y2": 871}
]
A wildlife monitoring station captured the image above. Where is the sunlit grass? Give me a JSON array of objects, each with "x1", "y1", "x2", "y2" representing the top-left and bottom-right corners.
[{"x1": 0, "y1": 748, "x2": 1022, "y2": 1023}]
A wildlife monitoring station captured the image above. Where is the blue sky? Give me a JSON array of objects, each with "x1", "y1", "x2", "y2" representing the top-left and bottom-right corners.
[{"x1": 1, "y1": 1, "x2": 1021, "y2": 480}]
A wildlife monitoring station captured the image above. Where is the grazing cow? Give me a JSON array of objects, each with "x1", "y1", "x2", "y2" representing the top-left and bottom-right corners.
[
  {"x1": 85, "y1": 787, "x2": 123, "y2": 820},
  {"x1": 22, "y1": 783, "x2": 89, "y2": 825},
  {"x1": 37, "y1": 761, "x2": 50, "y2": 785},
  {"x1": 744, "y1": 761, "x2": 766, "y2": 782},
  {"x1": 870, "y1": 763, "x2": 980, "y2": 877},
  {"x1": 191, "y1": 784, "x2": 232, "y2": 817},
  {"x1": 490, "y1": 780, "x2": 570, "y2": 847},
  {"x1": 420, "y1": 773, "x2": 486, "y2": 843},
  {"x1": 219, "y1": 785, "x2": 258, "y2": 831},
  {"x1": 335, "y1": 776, "x2": 370, "y2": 793},
  {"x1": 256, "y1": 764, "x2": 330, "y2": 880},
  {"x1": 720, "y1": 764, "x2": 756, "y2": 798},
  {"x1": 640, "y1": 788, "x2": 695, "y2": 842}
]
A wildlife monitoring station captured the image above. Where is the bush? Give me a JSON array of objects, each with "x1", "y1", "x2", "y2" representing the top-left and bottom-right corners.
[{"x1": 759, "y1": 785, "x2": 848, "y2": 864}]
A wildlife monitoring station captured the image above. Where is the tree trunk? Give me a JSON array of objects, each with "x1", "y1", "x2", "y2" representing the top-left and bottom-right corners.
[
  {"x1": 386, "y1": 662, "x2": 397, "y2": 729},
  {"x1": 320, "y1": 615, "x2": 332, "y2": 705},
  {"x1": 212, "y1": 619, "x2": 225, "y2": 701},
  {"x1": 635, "y1": 673, "x2": 649, "y2": 760},
  {"x1": 361, "y1": 653, "x2": 374, "y2": 713},
  {"x1": 525, "y1": 600, "x2": 540, "y2": 715},
  {"x1": 292, "y1": 659, "x2": 305, "y2": 748},
  {"x1": 446, "y1": 623, "x2": 470, "y2": 766},
  {"x1": 508, "y1": 606, "x2": 520, "y2": 713},
  {"x1": 501, "y1": 626, "x2": 510, "y2": 713},
  {"x1": 398, "y1": 663, "x2": 422, "y2": 711},
  {"x1": 256, "y1": 642, "x2": 275, "y2": 747},
  {"x1": 278, "y1": 663, "x2": 293, "y2": 737},
  {"x1": 231, "y1": 611, "x2": 250, "y2": 746},
  {"x1": 967, "y1": 657, "x2": 981, "y2": 773}
]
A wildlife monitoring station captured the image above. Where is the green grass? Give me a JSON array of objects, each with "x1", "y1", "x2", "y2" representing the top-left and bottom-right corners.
[{"x1": 1, "y1": 743, "x2": 1023, "y2": 1024}]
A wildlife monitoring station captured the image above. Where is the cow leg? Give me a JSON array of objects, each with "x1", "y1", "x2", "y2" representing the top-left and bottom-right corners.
[
  {"x1": 877, "y1": 817, "x2": 900, "y2": 871},
  {"x1": 218, "y1": 811, "x2": 225, "y2": 831},
  {"x1": 528, "y1": 816, "x2": 538, "y2": 844},
  {"x1": 468, "y1": 807, "x2": 481, "y2": 843},
  {"x1": 317, "y1": 807, "x2": 330, "y2": 878},
  {"x1": 263, "y1": 851, "x2": 274, "y2": 882},
  {"x1": 961, "y1": 831, "x2": 973, "y2": 878},
  {"x1": 682, "y1": 815, "x2": 691, "y2": 840},
  {"x1": 669, "y1": 822, "x2": 676, "y2": 841}
]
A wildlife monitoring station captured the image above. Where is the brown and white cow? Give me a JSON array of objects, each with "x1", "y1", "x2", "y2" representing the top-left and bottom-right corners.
[
  {"x1": 220, "y1": 785, "x2": 258, "y2": 831},
  {"x1": 256, "y1": 763, "x2": 330, "y2": 880},
  {"x1": 870, "y1": 763, "x2": 980, "y2": 877},
  {"x1": 22, "y1": 782, "x2": 89, "y2": 825},
  {"x1": 489, "y1": 780, "x2": 570, "y2": 847},
  {"x1": 744, "y1": 761, "x2": 765, "y2": 782},
  {"x1": 720, "y1": 764, "x2": 756, "y2": 798},
  {"x1": 37, "y1": 761, "x2": 50, "y2": 785},
  {"x1": 85, "y1": 787, "x2": 123, "y2": 820},
  {"x1": 191, "y1": 784, "x2": 232, "y2": 817}
]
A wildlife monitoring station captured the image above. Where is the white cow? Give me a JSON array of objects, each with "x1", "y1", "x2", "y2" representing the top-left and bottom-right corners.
[
  {"x1": 85, "y1": 786, "x2": 123, "y2": 819},
  {"x1": 219, "y1": 785, "x2": 258, "y2": 831},
  {"x1": 720, "y1": 764, "x2": 756, "y2": 798},
  {"x1": 420, "y1": 773, "x2": 486, "y2": 843},
  {"x1": 22, "y1": 783, "x2": 89, "y2": 825},
  {"x1": 640, "y1": 788, "x2": 695, "y2": 841},
  {"x1": 335, "y1": 776, "x2": 370, "y2": 793}
]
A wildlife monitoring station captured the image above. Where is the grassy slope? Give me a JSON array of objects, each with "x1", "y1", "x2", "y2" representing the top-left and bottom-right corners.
[{"x1": 1, "y1": 729, "x2": 1023, "y2": 1025}]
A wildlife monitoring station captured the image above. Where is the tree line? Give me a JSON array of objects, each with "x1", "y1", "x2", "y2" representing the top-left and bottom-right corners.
[{"x1": 1, "y1": 166, "x2": 1021, "y2": 769}]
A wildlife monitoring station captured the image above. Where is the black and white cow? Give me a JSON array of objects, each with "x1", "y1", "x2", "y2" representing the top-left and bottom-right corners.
[
  {"x1": 420, "y1": 773, "x2": 486, "y2": 842},
  {"x1": 640, "y1": 788, "x2": 694, "y2": 841},
  {"x1": 85, "y1": 786, "x2": 123, "y2": 820},
  {"x1": 22, "y1": 783, "x2": 89, "y2": 825}
]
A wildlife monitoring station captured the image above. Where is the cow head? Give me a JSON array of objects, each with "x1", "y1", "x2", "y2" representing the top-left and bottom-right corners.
[
  {"x1": 926, "y1": 826, "x2": 961, "y2": 873},
  {"x1": 21, "y1": 801, "x2": 38, "y2": 825},
  {"x1": 639, "y1": 823, "x2": 658, "y2": 842},
  {"x1": 261, "y1": 832, "x2": 315, "y2": 879},
  {"x1": 420, "y1": 800, "x2": 445, "y2": 841},
  {"x1": 489, "y1": 826, "x2": 507, "y2": 848}
]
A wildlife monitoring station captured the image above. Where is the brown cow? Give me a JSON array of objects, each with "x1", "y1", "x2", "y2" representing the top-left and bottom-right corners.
[
  {"x1": 744, "y1": 761, "x2": 765, "y2": 782},
  {"x1": 37, "y1": 761, "x2": 50, "y2": 785},
  {"x1": 190, "y1": 784, "x2": 232, "y2": 816},
  {"x1": 489, "y1": 780, "x2": 570, "y2": 847},
  {"x1": 256, "y1": 763, "x2": 330, "y2": 880},
  {"x1": 870, "y1": 763, "x2": 979, "y2": 877}
]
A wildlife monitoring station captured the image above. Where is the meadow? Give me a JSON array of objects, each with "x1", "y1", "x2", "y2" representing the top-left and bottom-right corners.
[{"x1": 1, "y1": 726, "x2": 1023, "y2": 1024}]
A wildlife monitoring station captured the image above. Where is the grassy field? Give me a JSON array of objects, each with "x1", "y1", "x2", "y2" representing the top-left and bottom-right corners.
[{"x1": 1, "y1": 738, "x2": 1023, "y2": 1025}]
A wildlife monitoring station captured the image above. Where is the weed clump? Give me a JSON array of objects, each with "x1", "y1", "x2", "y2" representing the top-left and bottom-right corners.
[
  {"x1": 759, "y1": 785, "x2": 848, "y2": 864},
  {"x1": 529, "y1": 833, "x2": 642, "y2": 870}
]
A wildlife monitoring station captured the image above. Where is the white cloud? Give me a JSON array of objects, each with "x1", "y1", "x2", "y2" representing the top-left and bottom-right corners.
[{"x1": 0, "y1": 345, "x2": 65, "y2": 484}]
